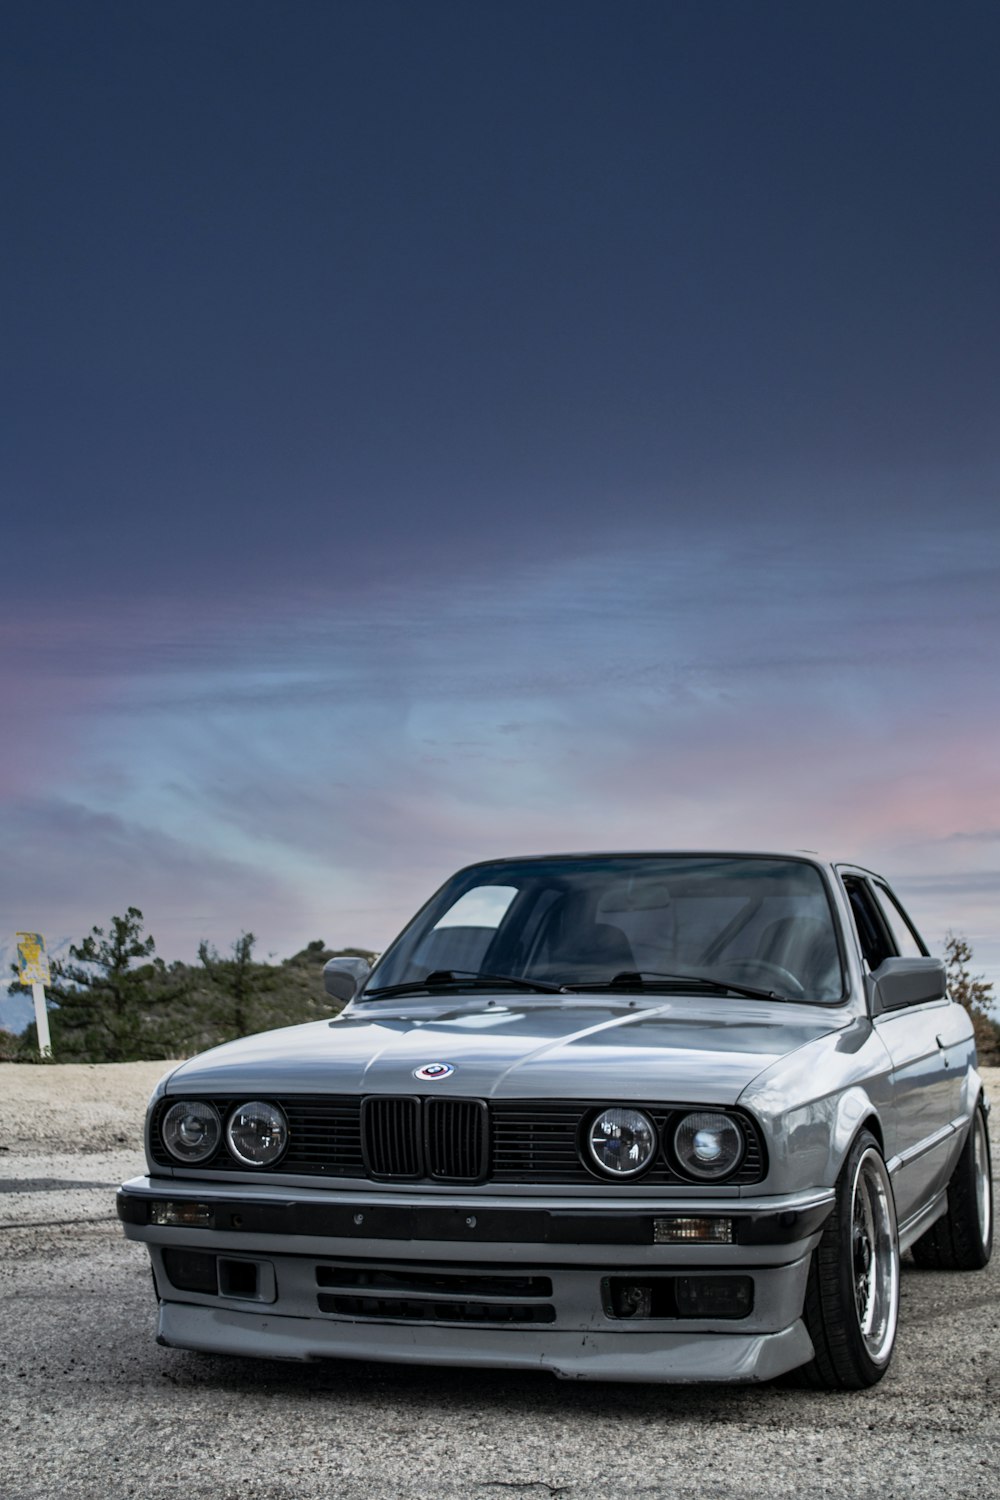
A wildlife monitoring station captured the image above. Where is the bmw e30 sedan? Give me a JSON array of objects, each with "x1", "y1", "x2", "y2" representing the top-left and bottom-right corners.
[{"x1": 118, "y1": 852, "x2": 993, "y2": 1388}]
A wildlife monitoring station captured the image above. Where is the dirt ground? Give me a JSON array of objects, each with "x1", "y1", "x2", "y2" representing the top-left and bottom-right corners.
[{"x1": 0, "y1": 1059, "x2": 180, "y2": 1153}]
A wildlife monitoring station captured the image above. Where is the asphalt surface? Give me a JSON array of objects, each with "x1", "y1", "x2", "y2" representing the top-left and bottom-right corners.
[{"x1": 1, "y1": 1067, "x2": 998, "y2": 1500}]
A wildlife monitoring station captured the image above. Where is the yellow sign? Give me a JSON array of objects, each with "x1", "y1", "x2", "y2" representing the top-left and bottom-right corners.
[{"x1": 16, "y1": 932, "x2": 50, "y2": 986}]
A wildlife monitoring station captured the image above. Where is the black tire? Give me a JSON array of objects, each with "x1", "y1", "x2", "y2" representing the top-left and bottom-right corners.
[
  {"x1": 911, "y1": 1100, "x2": 993, "y2": 1271},
  {"x1": 800, "y1": 1129, "x2": 899, "y2": 1390}
]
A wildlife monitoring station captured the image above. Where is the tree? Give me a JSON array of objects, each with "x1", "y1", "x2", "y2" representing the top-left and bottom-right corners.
[
  {"x1": 0, "y1": 1026, "x2": 24, "y2": 1062},
  {"x1": 945, "y1": 932, "x2": 1000, "y2": 1064},
  {"x1": 44, "y1": 908, "x2": 160, "y2": 1062},
  {"x1": 198, "y1": 932, "x2": 270, "y2": 1040}
]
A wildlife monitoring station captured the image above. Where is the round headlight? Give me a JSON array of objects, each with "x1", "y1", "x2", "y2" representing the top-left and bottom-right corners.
[
  {"x1": 587, "y1": 1106, "x2": 658, "y2": 1178},
  {"x1": 673, "y1": 1112, "x2": 744, "y2": 1180},
  {"x1": 161, "y1": 1100, "x2": 222, "y2": 1164},
  {"x1": 226, "y1": 1101, "x2": 288, "y2": 1167}
]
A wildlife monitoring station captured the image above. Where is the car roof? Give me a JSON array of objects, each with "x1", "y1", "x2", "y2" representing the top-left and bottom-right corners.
[{"x1": 449, "y1": 849, "x2": 844, "y2": 870}]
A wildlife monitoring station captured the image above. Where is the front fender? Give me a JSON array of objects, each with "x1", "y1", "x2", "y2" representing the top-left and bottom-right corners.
[
  {"x1": 744, "y1": 1085, "x2": 882, "y2": 1195},
  {"x1": 739, "y1": 1022, "x2": 892, "y2": 1195}
]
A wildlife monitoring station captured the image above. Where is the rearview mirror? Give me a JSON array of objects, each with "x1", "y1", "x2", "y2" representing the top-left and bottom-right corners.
[
  {"x1": 869, "y1": 956, "x2": 946, "y2": 1013},
  {"x1": 323, "y1": 956, "x2": 371, "y2": 1003}
]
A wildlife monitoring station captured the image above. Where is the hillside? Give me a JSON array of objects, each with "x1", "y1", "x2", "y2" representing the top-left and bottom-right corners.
[{"x1": 0, "y1": 938, "x2": 374, "y2": 1063}]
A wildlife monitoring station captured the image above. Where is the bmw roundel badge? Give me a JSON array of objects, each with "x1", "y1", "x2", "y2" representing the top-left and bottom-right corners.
[{"x1": 413, "y1": 1062, "x2": 455, "y2": 1081}]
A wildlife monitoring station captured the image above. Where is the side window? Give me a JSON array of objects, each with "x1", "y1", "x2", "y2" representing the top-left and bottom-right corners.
[
  {"x1": 871, "y1": 883, "x2": 927, "y2": 959},
  {"x1": 842, "y1": 877, "x2": 893, "y2": 972}
]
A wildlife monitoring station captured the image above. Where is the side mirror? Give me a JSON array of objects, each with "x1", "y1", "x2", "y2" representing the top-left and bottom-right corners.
[
  {"x1": 323, "y1": 956, "x2": 371, "y2": 1004},
  {"x1": 868, "y1": 956, "x2": 946, "y2": 1013}
]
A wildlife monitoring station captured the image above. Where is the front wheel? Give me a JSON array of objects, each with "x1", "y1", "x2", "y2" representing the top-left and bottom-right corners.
[
  {"x1": 911, "y1": 1100, "x2": 992, "y2": 1270},
  {"x1": 800, "y1": 1129, "x2": 899, "y2": 1389}
]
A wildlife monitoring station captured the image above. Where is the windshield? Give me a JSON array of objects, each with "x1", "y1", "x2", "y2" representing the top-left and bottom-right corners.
[{"x1": 364, "y1": 854, "x2": 846, "y2": 1003}]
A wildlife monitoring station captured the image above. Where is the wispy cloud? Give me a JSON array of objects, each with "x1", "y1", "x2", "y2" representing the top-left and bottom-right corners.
[
  {"x1": 0, "y1": 797, "x2": 307, "y2": 960},
  {"x1": 2, "y1": 508, "x2": 998, "y2": 970},
  {"x1": 895, "y1": 871, "x2": 1000, "y2": 898},
  {"x1": 933, "y1": 831, "x2": 1000, "y2": 845}
]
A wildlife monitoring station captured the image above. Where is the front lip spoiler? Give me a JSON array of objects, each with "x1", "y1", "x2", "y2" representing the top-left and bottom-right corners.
[
  {"x1": 118, "y1": 1183, "x2": 834, "y2": 1246},
  {"x1": 155, "y1": 1301, "x2": 816, "y2": 1382}
]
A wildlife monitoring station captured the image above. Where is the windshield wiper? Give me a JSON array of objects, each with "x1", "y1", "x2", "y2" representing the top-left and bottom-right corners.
[
  {"x1": 563, "y1": 970, "x2": 784, "y2": 1002},
  {"x1": 363, "y1": 969, "x2": 566, "y2": 999}
]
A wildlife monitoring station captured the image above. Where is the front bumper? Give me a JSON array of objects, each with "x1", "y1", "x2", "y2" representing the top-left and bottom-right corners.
[{"x1": 118, "y1": 1176, "x2": 832, "y2": 1383}]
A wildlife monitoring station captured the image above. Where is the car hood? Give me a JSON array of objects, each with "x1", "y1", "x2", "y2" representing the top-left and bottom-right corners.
[{"x1": 164, "y1": 994, "x2": 854, "y2": 1106}]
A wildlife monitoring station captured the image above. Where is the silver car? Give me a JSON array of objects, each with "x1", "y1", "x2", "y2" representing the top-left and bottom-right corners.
[{"x1": 118, "y1": 852, "x2": 993, "y2": 1388}]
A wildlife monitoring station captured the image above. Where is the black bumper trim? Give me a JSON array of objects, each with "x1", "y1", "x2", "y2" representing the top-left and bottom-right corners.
[{"x1": 118, "y1": 1188, "x2": 832, "y2": 1245}]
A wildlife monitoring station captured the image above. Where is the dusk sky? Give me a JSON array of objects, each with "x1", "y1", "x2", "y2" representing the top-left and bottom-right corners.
[{"x1": 3, "y1": 2, "x2": 999, "y2": 992}]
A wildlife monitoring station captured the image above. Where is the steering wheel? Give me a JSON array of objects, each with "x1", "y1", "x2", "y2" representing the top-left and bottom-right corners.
[{"x1": 713, "y1": 958, "x2": 805, "y2": 999}]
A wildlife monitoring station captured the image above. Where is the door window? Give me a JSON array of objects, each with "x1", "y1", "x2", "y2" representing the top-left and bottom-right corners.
[
  {"x1": 841, "y1": 876, "x2": 893, "y2": 972},
  {"x1": 871, "y1": 883, "x2": 927, "y2": 959}
]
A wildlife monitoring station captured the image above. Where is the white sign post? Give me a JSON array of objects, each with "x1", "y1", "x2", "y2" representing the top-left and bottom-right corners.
[{"x1": 16, "y1": 932, "x2": 52, "y2": 1058}]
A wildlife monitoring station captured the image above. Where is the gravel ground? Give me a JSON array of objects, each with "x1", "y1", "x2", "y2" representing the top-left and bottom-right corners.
[{"x1": 1, "y1": 1062, "x2": 998, "y2": 1500}]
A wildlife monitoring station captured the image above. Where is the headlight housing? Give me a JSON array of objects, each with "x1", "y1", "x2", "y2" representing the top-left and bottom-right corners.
[
  {"x1": 226, "y1": 1100, "x2": 289, "y2": 1167},
  {"x1": 673, "y1": 1111, "x2": 745, "y2": 1180},
  {"x1": 586, "y1": 1106, "x2": 658, "y2": 1178},
  {"x1": 161, "y1": 1100, "x2": 222, "y2": 1164}
]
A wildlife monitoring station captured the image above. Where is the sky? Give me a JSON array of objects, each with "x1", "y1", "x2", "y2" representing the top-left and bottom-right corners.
[{"x1": 2, "y1": 1, "x2": 999, "y2": 997}]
